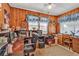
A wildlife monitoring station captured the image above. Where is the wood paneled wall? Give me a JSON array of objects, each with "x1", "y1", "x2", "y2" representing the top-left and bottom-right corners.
[
  {"x1": 10, "y1": 7, "x2": 28, "y2": 30},
  {"x1": 0, "y1": 9, "x2": 3, "y2": 29},
  {"x1": 48, "y1": 16, "x2": 58, "y2": 34},
  {"x1": 0, "y1": 3, "x2": 11, "y2": 28},
  {"x1": 1, "y1": 3, "x2": 79, "y2": 34},
  {"x1": 0, "y1": 11, "x2": 3, "y2": 29},
  {"x1": 10, "y1": 7, "x2": 58, "y2": 34},
  {"x1": 59, "y1": 8, "x2": 79, "y2": 17},
  {"x1": 0, "y1": 4, "x2": 3, "y2": 29},
  {"x1": 55, "y1": 16, "x2": 60, "y2": 33},
  {"x1": 2, "y1": 3, "x2": 10, "y2": 14}
]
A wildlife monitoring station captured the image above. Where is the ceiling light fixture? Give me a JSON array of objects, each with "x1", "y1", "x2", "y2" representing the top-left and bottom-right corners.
[
  {"x1": 48, "y1": 3, "x2": 52, "y2": 9},
  {"x1": 44, "y1": 3, "x2": 53, "y2": 10}
]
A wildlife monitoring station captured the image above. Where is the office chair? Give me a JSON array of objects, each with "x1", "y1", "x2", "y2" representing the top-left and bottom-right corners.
[
  {"x1": 24, "y1": 38, "x2": 35, "y2": 56},
  {"x1": 38, "y1": 36, "x2": 45, "y2": 48}
]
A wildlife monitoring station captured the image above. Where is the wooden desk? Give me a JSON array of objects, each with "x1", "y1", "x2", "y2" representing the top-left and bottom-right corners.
[
  {"x1": 57, "y1": 34, "x2": 63, "y2": 45},
  {"x1": 72, "y1": 38, "x2": 79, "y2": 53},
  {"x1": 57, "y1": 34, "x2": 71, "y2": 45}
]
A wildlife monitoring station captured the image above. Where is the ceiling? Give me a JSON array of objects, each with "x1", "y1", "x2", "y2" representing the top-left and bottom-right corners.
[{"x1": 9, "y1": 3, "x2": 79, "y2": 16}]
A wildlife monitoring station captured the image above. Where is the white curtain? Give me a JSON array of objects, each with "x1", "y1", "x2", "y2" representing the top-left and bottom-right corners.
[{"x1": 60, "y1": 20, "x2": 79, "y2": 36}]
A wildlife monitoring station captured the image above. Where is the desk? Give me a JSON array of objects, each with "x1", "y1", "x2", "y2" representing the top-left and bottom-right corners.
[
  {"x1": 72, "y1": 38, "x2": 79, "y2": 53},
  {"x1": 64, "y1": 39, "x2": 72, "y2": 49},
  {"x1": 57, "y1": 34, "x2": 71, "y2": 45}
]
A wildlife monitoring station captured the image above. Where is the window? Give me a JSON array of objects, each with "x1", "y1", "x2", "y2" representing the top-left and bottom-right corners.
[
  {"x1": 40, "y1": 17, "x2": 49, "y2": 35},
  {"x1": 27, "y1": 15, "x2": 49, "y2": 35},
  {"x1": 27, "y1": 15, "x2": 39, "y2": 30}
]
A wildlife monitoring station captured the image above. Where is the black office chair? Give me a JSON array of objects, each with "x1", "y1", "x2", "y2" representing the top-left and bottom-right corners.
[
  {"x1": 24, "y1": 43, "x2": 33, "y2": 56},
  {"x1": 24, "y1": 38, "x2": 35, "y2": 56},
  {"x1": 38, "y1": 36, "x2": 45, "y2": 48}
]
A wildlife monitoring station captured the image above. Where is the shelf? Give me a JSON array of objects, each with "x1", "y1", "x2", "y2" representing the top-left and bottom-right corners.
[{"x1": 0, "y1": 31, "x2": 9, "y2": 37}]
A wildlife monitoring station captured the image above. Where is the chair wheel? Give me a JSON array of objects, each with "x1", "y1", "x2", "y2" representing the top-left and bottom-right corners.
[
  {"x1": 31, "y1": 54, "x2": 34, "y2": 56},
  {"x1": 24, "y1": 53, "x2": 29, "y2": 56}
]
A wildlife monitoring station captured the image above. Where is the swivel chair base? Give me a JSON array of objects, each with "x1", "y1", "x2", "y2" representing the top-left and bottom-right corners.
[{"x1": 24, "y1": 53, "x2": 34, "y2": 56}]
